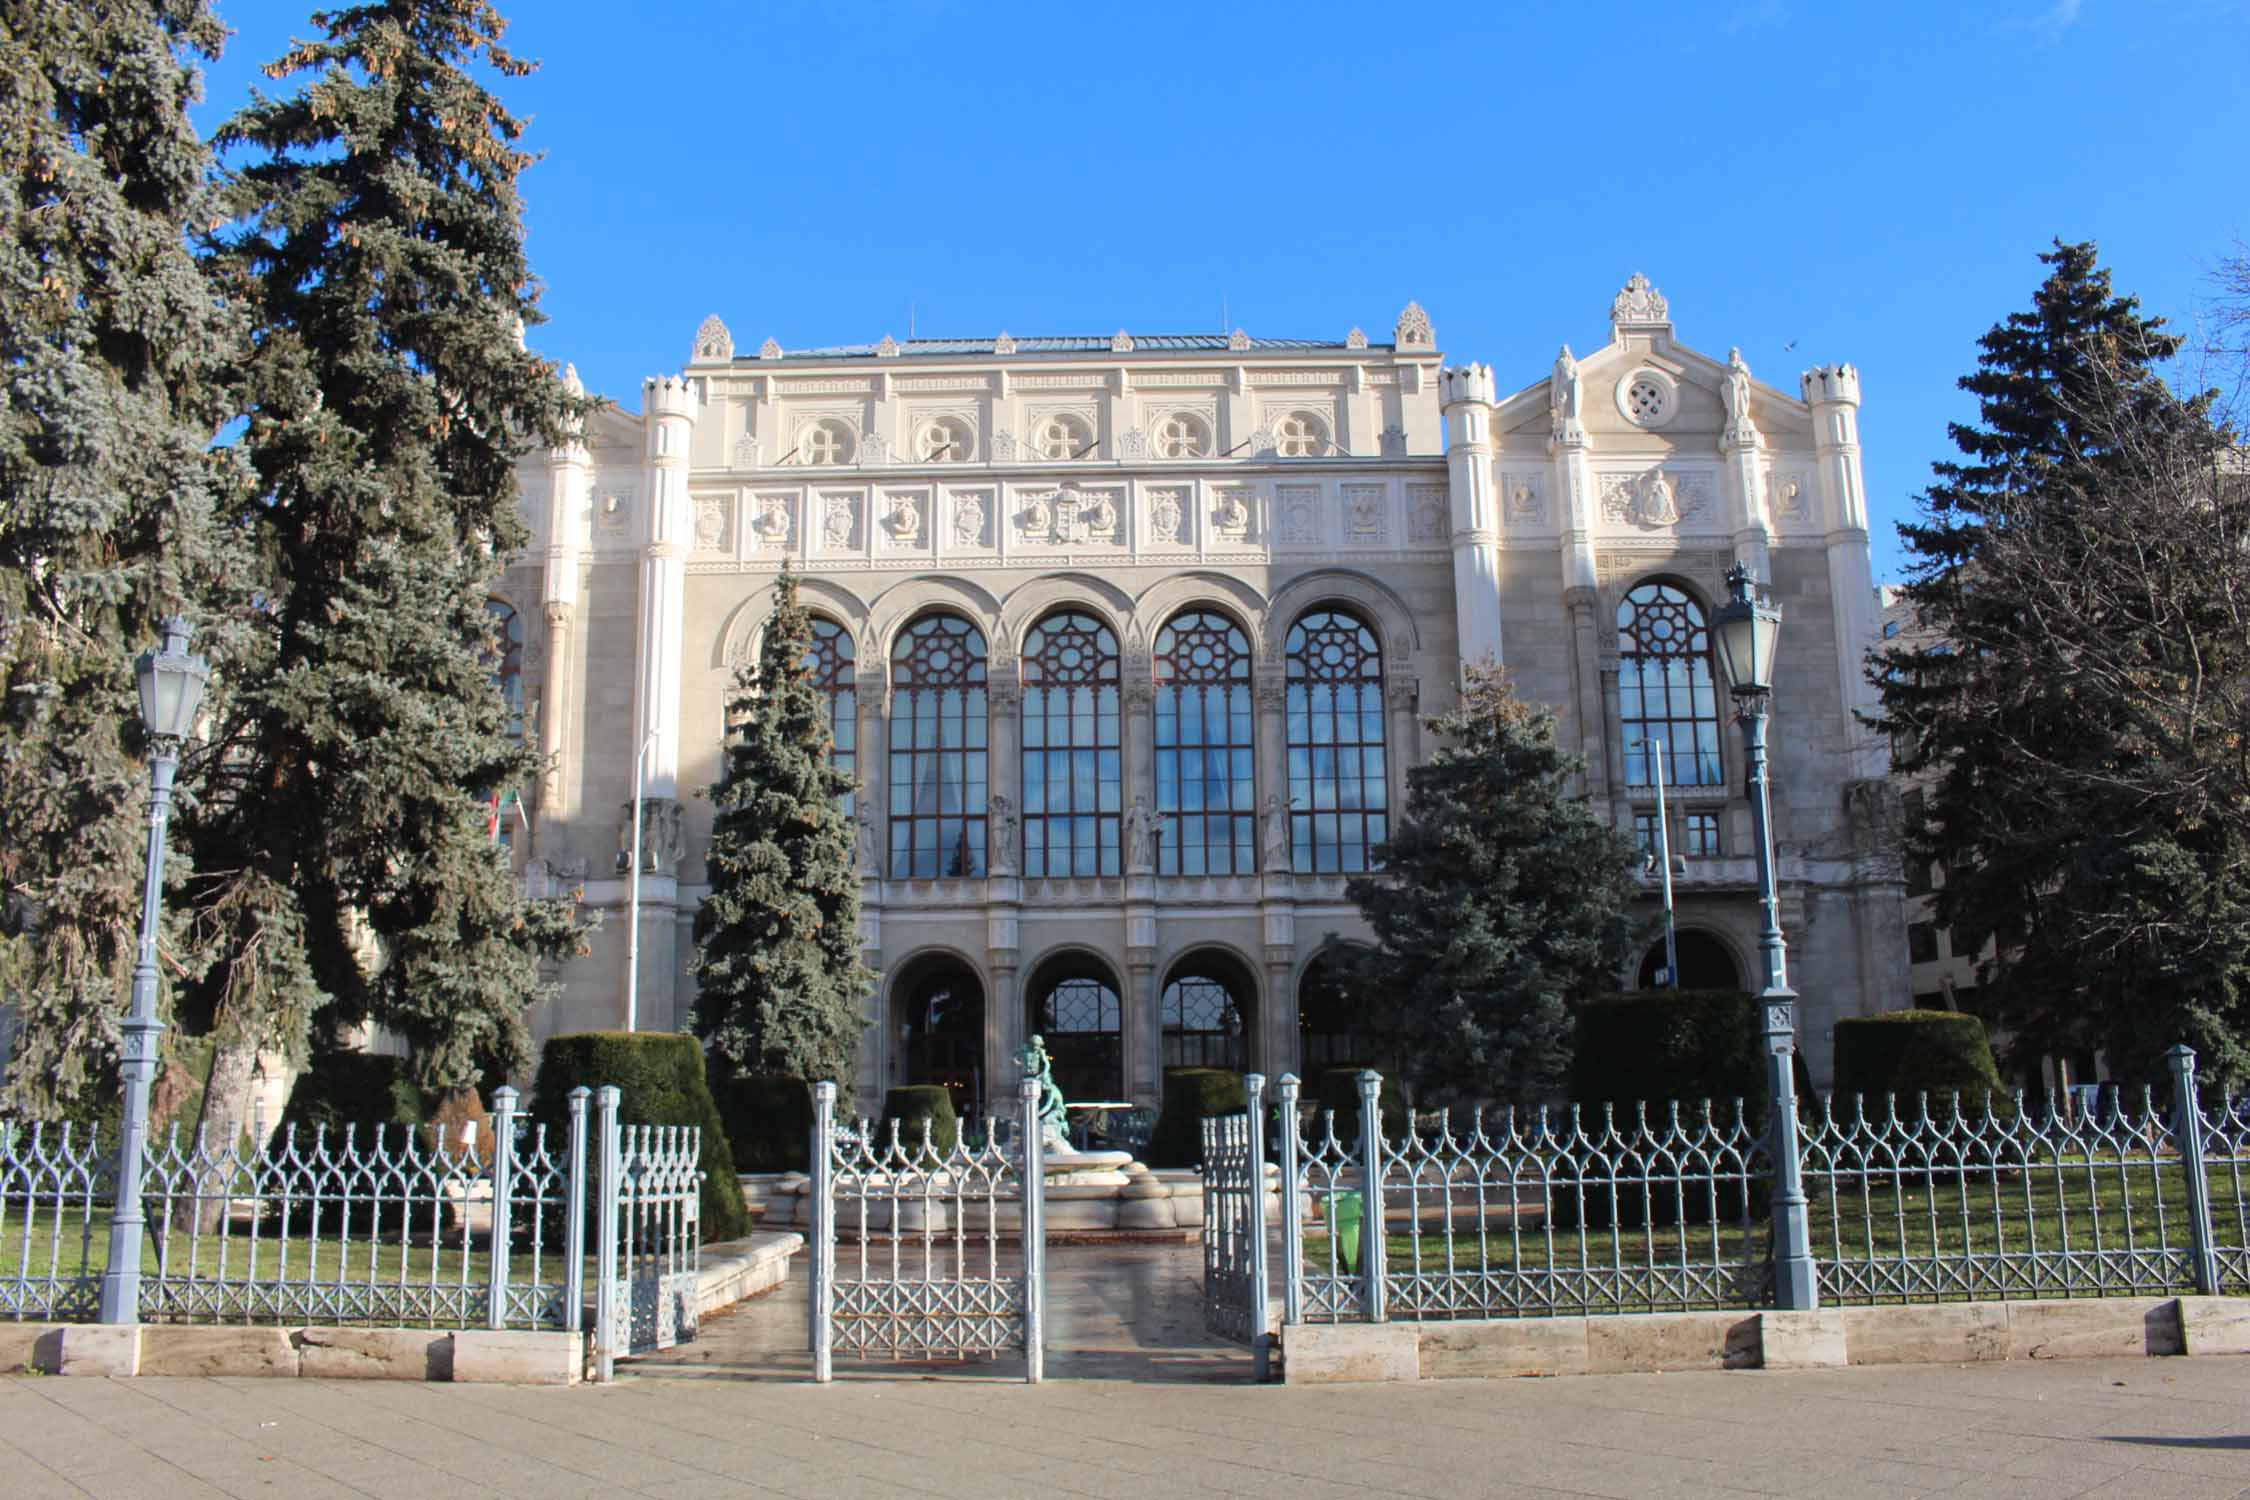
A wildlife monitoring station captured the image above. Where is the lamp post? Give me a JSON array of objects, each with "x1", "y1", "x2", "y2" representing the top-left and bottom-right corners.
[
  {"x1": 1631, "y1": 736, "x2": 1679, "y2": 990},
  {"x1": 1710, "y1": 564, "x2": 1818, "y2": 1311},
  {"x1": 624, "y1": 728, "x2": 659, "y2": 1033},
  {"x1": 99, "y1": 618, "x2": 209, "y2": 1324}
]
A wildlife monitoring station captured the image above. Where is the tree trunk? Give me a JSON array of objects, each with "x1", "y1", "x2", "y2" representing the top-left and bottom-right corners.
[{"x1": 187, "y1": 1029, "x2": 266, "y2": 1234}]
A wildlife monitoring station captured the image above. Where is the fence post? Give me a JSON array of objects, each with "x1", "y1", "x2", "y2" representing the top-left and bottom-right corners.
[
  {"x1": 1244, "y1": 1073, "x2": 1271, "y2": 1380},
  {"x1": 809, "y1": 1082, "x2": 834, "y2": 1384},
  {"x1": 1277, "y1": 1073, "x2": 1303, "y2": 1328},
  {"x1": 2170, "y1": 1045, "x2": 2220, "y2": 1297},
  {"x1": 593, "y1": 1085, "x2": 621, "y2": 1383},
  {"x1": 485, "y1": 1087, "x2": 517, "y2": 1331},
  {"x1": 1020, "y1": 1072, "x2": 1045, "y2": 1385},
  {"x1": 1356, "y1": 1070, "x2": 1386, "y2": 1324},
  {"x1": 563, "y1": 1087, "x2": 589, "y2": 1335}
]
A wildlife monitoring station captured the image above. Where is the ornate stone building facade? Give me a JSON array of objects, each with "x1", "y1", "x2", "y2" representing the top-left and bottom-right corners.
[{"x1": 499, "y1": 277, "x2": 1907, "y2": 1111}]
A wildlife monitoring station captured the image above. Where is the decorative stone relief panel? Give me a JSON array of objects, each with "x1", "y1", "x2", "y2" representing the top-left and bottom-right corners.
[
  {"x1": 1598, "y1": 468, "x2": 1715, "y2": 531},
  {"x1": 1765, "y1": 466, "x2": 1815, "y2": 525},
  {"x1": 596, "y1": 485, "x2": 634, "y2": 538},
  {"x1": 692, "y1": 493, "x2": 733, "y2": 554},
  {"x1": 1025, "y1": 405, "x2": 1099, "y2": 461},
  {"x1": 751, "y1": 493, "x2": 793, "y2": 549},
  {"x1": 791, "y1": 410, "x2": 863, "y2": 467},
  {"x1": 1212, "y1": 486, "x2": 1257, "y2": 544},
  {"x1": 878, "y1": 490, "x2": 928, "y2": 549},
  {"x1": 1407, "y1": 484, "x2": 1447, "y2": 545},
  {"x1": 731, "y1": 434, "x2": 761, "y2": 469},
  {"x1": 1342, "y1": 484, "x2": 1387, "y2": 544},
  {"x1": 1015, "y1": 484, "x2": 1122, "y2": 547},
  {"x1": 1277, "y1": 485, "x2": 1321, "y2": 546},
  {"x1": 817, "y1": 491, "x2": 861, "y2": 553},
  {"x1": 1380, "y1": 425, "x2": 1408, "y2": 457},
  {"x1": 1144, "y1": 485, "x2": 1192, "y2": 548},
  {"x1": 947, "y1": 489, "x2": 992, "y2": 548},
  {"x1": 1502, "y1": 472, "x2": 1546, "y2": 526}
]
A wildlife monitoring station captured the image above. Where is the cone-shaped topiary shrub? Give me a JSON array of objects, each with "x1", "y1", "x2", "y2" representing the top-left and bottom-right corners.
[
  {"x1": 1146, "y1": 1068, "x2": 1247, "y2": 1167},
  {"x1": 531, "y1": 1031, "x2": 748, "y2": 1243}
]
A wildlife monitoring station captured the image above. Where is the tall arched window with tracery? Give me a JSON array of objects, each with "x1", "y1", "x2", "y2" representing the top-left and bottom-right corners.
[
  {"x1": 888, "y1": 614, "x2": 987, "y2": 878},
  {"x1": 1155, "y1": 609, "x2": 1254, "y2": 875},
  {"x1": 1616, "y1": 581, "x2": 1724, "y2": 788},
  {"x1": 1021, "y1": 610, "x2": 1120, "y2": 877},
  {"x1": 805, "y1": 617, "x2": 857, "y2": 814},
  {"x1": 1285, "y1": 608, "x2": 1387, "y2": 874},
  {"x1": 484, "y1": 598, "x2": 524, "y2": 742}
]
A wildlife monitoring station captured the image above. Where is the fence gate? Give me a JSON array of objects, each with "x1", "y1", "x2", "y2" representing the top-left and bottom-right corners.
[
  {"x1": 809, "y1": 1077, "x2": 1046, "y2": 1382},
  {"x1": 590, "y1": 1093, "x2": 703, "y2": 1380},
  {"x1": 1199, "y1": 1073, "x2": 1272, "y2": 1379}
]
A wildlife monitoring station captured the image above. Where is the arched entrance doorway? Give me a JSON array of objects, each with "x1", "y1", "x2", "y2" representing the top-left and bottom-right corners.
[
  {"x1": 1297, "y1": 947, "x2": 1374, "y2": 1071},
  {"x1": 1026, "y1": 952, "x2": 1125, "y2": 1103},
  {"x1": 1638, "y1": 930, "x2": 1744, "y2": 991},
  {"x1": 1159, "y1": 949, "x2": 1256, "y2": 1073},
  {"x1": 892, "y1": 954, "x2": 987, "y2": 1121}
]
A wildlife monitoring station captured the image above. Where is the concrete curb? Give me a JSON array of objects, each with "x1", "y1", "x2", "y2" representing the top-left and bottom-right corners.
[
  {"x1": 1283, "y1": 1296, "x2": 2243, "y2": 1385},
  {"x1": 693, "y1": 1231, "x2": 803, "y2": 1320},
  {"x1": 3, "y1": 1323, "x2": 582, "y2": 1384}
]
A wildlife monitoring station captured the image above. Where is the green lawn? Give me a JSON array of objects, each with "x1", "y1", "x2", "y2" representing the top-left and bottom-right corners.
[{"x1": 1297, "y1": 1155, "x2": 2250, "y2": 1310}]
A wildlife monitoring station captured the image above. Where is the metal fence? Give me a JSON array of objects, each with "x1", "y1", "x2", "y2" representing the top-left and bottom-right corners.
[
  {"x1": 1198, "y1": 1083, "x2": 1270, "y2": 1378},
  {"x1": 2, "y1": 1082, "x2": 702, "y2": 1380},
  {"x1": 809, "y1": 1078, "x2": 1044, "y2": 1383},
  {"x1": 1273, "y1": 1045, "x2": 2250, "y2": 1327}
]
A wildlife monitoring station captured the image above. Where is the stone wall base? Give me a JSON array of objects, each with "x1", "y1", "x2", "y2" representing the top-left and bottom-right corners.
[
  {"x1": 1283, "y1": 1296, "x2": 2250, "y2": 1386},
  {"x1": 1, "y1": 1323, "x2": 581, "y2": 1384}
]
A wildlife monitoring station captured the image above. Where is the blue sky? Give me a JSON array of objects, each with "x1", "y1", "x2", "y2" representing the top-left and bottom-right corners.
[{"x1": 189, "y1": 0, "x2": 2247, "y2": 582}]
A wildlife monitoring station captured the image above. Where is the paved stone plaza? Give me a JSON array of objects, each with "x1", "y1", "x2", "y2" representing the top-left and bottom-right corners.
[{"x1": 7, "y1": 1245, "x2": 2250, "y2": 1498}]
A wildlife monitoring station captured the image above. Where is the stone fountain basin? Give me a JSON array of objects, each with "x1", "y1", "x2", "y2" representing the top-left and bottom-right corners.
[{"x1": 740, "y1": 1159, "x2": 1281, "y2": 1234}]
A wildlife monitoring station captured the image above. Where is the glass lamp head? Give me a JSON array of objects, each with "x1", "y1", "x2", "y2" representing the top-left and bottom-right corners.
[
  {"x1": 1712, "y1": 564, "x2": 1783, "y2": 698},
  {"x1": 136, "y1": 616, "x2": 209, "y2": 741}
]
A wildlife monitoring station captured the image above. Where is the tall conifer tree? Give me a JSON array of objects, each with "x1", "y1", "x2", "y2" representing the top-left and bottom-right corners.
[
  {"x1": 183, "y1": 0, "x2": 582, "y2": 1142},
  {"x1": 692, "y1": 567, "x2": 873, "y2": 1098},
  {"x1": 1874, "y1": 240, "x2": 2245, "y2": 1081},
  {"x1": 1343, "y1": 665, "x2": 1643, "y2": 1105},
  {"x1": 0, "y1": 3, "x2": 247, "y2": 1114}
]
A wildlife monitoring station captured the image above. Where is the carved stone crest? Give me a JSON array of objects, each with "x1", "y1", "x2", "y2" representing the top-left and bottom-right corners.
[
  {"x1": 692, "y1": 314, "x2": 732, "y2": 362},
  {"x1": 1149, "y1": 489, "x2": 1185, "y2": 545},
  {"x1": 1379, "y1": 424, "x2": 1407, "y2": 458},
  {"x1": 1279, "y1": 487, "x2": 1319, "y2": 545},
  {"x1": 1611, "y1": 272, "x2": 1670, "y2": 327},
  {"x1": 731, "y1": 434, "x2": 760, "y2": 469},
  {"x1": 693, "y1": 496, "x2": 729, "y2": 552},
  {"x1": 1408, "y1": 485, "x2": 1447, "y2": 544},
  {"x1": 1601, "y1": 470, "x2": 1710, "y2": 530},
  {"x1": 822, "y1": 494, "x2": 856, "y2": 548},
  {"x1": 952, "y1": 492, "x2": 987, "y2": 546},
  {"x1": 1344, "y1": 485, "x2": 1385, "y2": 542},
  {"x1": 1767, "y1": 469, "x2": 1811, "y2": 523},
  {"x1": 1504, "y1": 475, "x2": 1544, "y2": 525},
  {"x1": 1394, "y1": 300, "x2": 1434, "y2": 349}
]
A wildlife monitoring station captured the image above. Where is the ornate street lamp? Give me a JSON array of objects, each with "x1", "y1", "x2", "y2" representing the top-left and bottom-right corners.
[
  {"x1": 1710, "y1": 565, "x2": 1818, "y2": 1311},
  {"x1": 100, "y1": 618, "x2": 209, "y2": 1323}
]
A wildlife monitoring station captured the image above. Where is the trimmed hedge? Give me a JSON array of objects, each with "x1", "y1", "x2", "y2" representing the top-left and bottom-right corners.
[
  {"x1": 1571, "y1": 990, "x2": 1761, "y2": 1111},
  {"x1": 1832, "y1": 1009, "x2": 2007, "y2": 1119},
  {"x1": 1145, "y1": 1069, "x2": 1247, "y2": 1167},
  {"x1": 530, "y1": 1031, "x2": 749, "y2": 1243},
  {"x1": 719, "y1": 1073, "x2": 814, "y2": 1173},
  {"x1": 879, "y1": 1085, "x2": 958, "y2": 1160},
  {"x1": 282, "y1": 1048, "x2": 428, "y2": 1140},
  {"x1": 1308, "y1": 1066, "x2": 1407, "y2": 1142}
]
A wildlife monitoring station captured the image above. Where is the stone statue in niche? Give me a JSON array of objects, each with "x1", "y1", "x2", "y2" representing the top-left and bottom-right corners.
[
  {"x1": 1724, "y1": 347, "x2": 1756, "y2": 442},
  {"x1": 988, "y1": 793, "x2": 1018, "y2": 875},
  {"x1": 1549, "y1": 344, "x2": 1582, "y2": 440},
  {"x1": 1123, "y1": 795, "x2": 1166, "y2": 873},
  {"x1": 1260, "y1": 794, "x2": 1291, "y2": 870},
  {"x1": 885, "y1": 495, "x2": 921, "y2": 541},
  {"x1": 1214, "y1": 491, "x2": 1251, "y2": 539},
  {"x1": 1637, "y1": 471, "x2": 1680, "y2": 528},
  {"x1": 856, "y1": 804, "x2": 879, "y2": 876}
]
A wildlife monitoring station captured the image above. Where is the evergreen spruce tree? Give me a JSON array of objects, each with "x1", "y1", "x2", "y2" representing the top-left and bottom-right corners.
[
  {"x1": 692, "y1": 567, "x2": 874, "y2": 1100},
  {"x1": 181, "y1": 0, "x2": 584, "y2": 1145},
  {"x1": 0, "y1": 3, "x2": 248, "y2": 1115},
  {"x1": 1342, "y1": 664, "x2": 1643, "y2": 1105},
  {"x1": 1874, "y1": 240, "x2": 2246, "y2": 1083}
]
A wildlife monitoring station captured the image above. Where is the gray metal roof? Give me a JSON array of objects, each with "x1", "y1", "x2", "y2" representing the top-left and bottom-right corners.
[{"x1": 770, "y1": 334, "x2": 1383, "y2": 360}]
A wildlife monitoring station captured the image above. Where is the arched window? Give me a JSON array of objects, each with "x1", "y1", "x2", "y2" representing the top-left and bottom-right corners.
[
  {"x1": 1298, "y1": 949, "x2": 1371, "y2": 1071},
  {"x1": 1617, "y1": 582, "x2": 1723, "y2": 788},
  {"x1": 889, "y1": 614, "x2": 987, "y2": 878},
  {"x1": 1285, "y1": 608, "x2": 1387, "y2": 874},
  {"x1": 1021, "y1": 610, "x2": 1120, "y2": 878},
  {"x1": 1161, "y1": 954, "x2": 1253, "y2": 1072},
  {"x1": 1032, "y1": 970, "x2": 1123, "y2": 1103},
  {"x1": 1154, "y1": 609, "x2": 1254, "y2": 875},
  {"x1": 806, "y1": 617, "x2": 856, "y2": 813},
  {"x1": 484, "y1": 598, "x2": 524, "y2": 741}
]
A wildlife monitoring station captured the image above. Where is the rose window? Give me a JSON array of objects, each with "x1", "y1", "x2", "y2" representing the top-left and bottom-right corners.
[
  {"x1": 801, "y1": 420, "x2": 853, "y2": 466},
  {"x1": 1625, "y1": 379, "x2": 1669, "y2": 425},
  {"x1": 1274, "y1": 411, "x2": 1328, "y2": 458},
  {"x1": 1034, "y1": 414, "x2": 1093, "y2": 461},
  {"x1": 917, "y1": 418, "x2": 973, "y2": 463},
  {"x1": 1152, "y1": 413, "x2": 1212, "y2": 460}
]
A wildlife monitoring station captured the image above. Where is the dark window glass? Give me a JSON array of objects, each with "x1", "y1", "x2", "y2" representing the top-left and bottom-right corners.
[
  {"x1": 485, "y1": 598, "x2": 524, "y2": 742},
  {"x1": 1908, "y1": 921, "x2": 1940, "y2": 964},
  {"x1": 1035, "y1": 975, "x2": 1122, "y2": 1102},
  {"x1": 1021, "y1": 611, "x2": 1121, "y2": 877},
  {"x1": 806, "y1": 616, "x2": 857, "y2": 815},
  {"x1": 1618, "y1": 582, "x2": 1724, "y2": 788},
  {"x1": 1161, "y1": 972, "x2": 1245, "y2": 1071},
  {"x1": 1155, "y1": 610, "x2": 1255, "y2": 875},
  {"x1": 1297, "y1": 951, "x2": 1370, "y2": 1072},
  {"x1": 1285, "y1": 609, "x2": 1387, "y2": 874},
  {"x1": 888, "y1": 614, "x2": 987, "y2": 878}
]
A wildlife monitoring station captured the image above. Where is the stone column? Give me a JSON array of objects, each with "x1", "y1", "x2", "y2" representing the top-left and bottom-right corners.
[
  {"x1": 1803, "y1": 364, "x2": 1884, "y2": 781},
  {"x1": 1264, "y1": 946, "x2": 1297, "y2": 1081},
  {"x1": 987, "y1": 664, "x2": 1022, "y2": 876},
  {"x1": 986, "y1": 910, "x2": 1021, "y2": 1124},
  {"x1": 625, "y1": 375, "x2": 697, "y2": 1023},
  {"x1": 1552, "y1": 422, "x2": 1606, "y2": 804},
  {"x1": 1441, "y1": 363, "x2": 1503, "y2": 667},
  {"x1": 537, "y1": 366, "x2": 590, "y2": 841},
  {"x1": 1254, "y1": 664, "x2": 1289, "y2": 863},
  {"x1": 1383, "y1": 667, "x2": 1419, "y2": 819},
  {"x1": 1125, "y1": 955, "x2": 1160, "y2": 1108},
  {"x1": 855, "y1": 659, "x2": 887, "y2": 1075}
]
